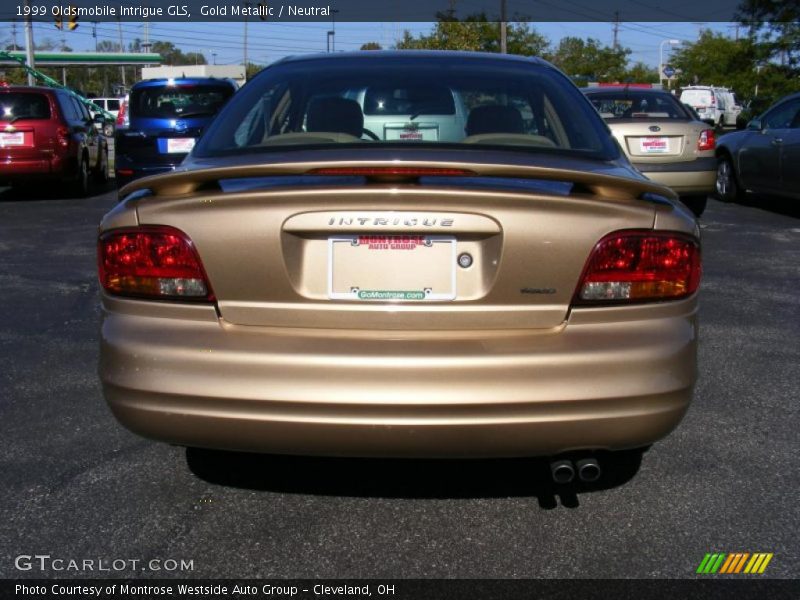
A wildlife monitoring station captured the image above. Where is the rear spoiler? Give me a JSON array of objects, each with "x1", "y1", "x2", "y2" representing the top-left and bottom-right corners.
[{"x1": 119, "y1": 160, "x2": 678, "y2": 202}]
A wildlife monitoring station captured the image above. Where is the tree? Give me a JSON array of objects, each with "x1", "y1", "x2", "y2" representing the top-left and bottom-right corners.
[
  {"x1": 738, "y1": 0, "x2": 799, "y2": 67},
  {"x1": 623, "y1": 62, "x2": 660, "y2": 83},
  {"x1": 149, "y1": 41, "x2": 205, "y2": 66},
  {"x1": 360, "y1": 42, "x2": 383, "y2": 51},
  {"x1": 549, "y1": 37, "x2": 630, "y2": 82},
  {"x1": 396, "y1": 12, "x2": 549, "y2": 56}
]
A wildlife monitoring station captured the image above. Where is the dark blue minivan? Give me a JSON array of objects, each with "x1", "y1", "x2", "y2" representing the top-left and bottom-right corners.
[{"x1": 114, "y1": 77, "x2": 237, "y2": 187}]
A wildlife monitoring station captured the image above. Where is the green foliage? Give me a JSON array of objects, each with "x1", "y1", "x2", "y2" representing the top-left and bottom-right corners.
[
  {"x1": 151, "y1": 41, "x2": 207, "y2": 66},
  {"x1": 670, "y1": 28, "x2": 799, "y2": 107},
  {"x1": 396, "y1": 12, "x2": 548, "y2": 56},
  {"x1": 624, "y1": 62, "x2": 660, "y2": 83},
  {"x1": 360, "y1": 42, "x2": 383, "y2": 51},
  {"x1": 549, "y1": 37, "x2": 630, "y2": 81},
  {"x1": 738, "y1": 0, "x2": 799, "y2": 67}
]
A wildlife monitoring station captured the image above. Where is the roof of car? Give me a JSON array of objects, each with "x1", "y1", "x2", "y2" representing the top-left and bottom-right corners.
[
  {"x1": 272, "y1": 50, "x2": 550, "y2": 68},
  {"x1": 0, "y1": 85, "x2": 62, "y2": 93},
  {"x1": 583, "y1": 87, "x2": 674, "y2": 96},
  {"x1": 131, "y1": 77, "x2": 238, "y2": 89}
]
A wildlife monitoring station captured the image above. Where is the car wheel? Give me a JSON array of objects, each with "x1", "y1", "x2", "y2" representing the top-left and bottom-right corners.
[
  {"x1": 680, "y1": 195, "x2": 707, "y2": 218},
  {"x1": 94, "y1": 146, "x2": 109, "y2": 184},
  {"x1": 72, "y1": 155, "x2": 90, "y2": 197},
  {"x1": 715, "y1": 156, "x2": 742, "y2": 203},
  {"x1": 103, "y1": 123, "x2": 115, "y2": 137}
]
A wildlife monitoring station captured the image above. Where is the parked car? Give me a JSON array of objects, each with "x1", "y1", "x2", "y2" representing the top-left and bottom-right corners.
[
  {"x1": 715, "y1": 91, "x2": 800, "y2": 202},
  {"x1": 0, "y1": 85, "x2": 108, "y2": 195},
  {"x1": 114, "y1": 77, "x2": 237, "y2": 187},
  {"x1": 99, "y1": 52, "x2": 701, "y2": 482},
  {"x1": 584, "y1": 87, "x2": 716, "y2": 216}
]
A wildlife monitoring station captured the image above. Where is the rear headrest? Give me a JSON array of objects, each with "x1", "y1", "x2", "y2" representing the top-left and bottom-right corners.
[
  {"x1": 466, "y1": 105, "x2": 524, "y2": 136},
  {"x1": 306, "y1": 97, "x2": 364, "y2": 138}
]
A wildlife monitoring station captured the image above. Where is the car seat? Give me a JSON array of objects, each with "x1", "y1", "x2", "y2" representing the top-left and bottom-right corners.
[
  {"x1": 466, "y1": 105, "x2": 524, "y2": 136},
  {"x1": 306, "y1": 97, "x2": 364, "y2": 138}
]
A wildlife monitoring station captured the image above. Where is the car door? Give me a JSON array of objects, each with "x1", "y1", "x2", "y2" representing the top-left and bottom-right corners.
[
  {"x1": 779, "y1": 103, "x2": 800, "y2": 198},
  {"x1": 73, "y1": 97, "x2": 98, "y2": 166},
  {"x1": 737, "y1": 99, "x2": 800, "y2": 193}
]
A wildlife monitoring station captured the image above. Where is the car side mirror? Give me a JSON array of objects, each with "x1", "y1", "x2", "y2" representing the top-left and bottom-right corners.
[{"x1": 747, "y1": 119, "x2": 762, "y2": 131}]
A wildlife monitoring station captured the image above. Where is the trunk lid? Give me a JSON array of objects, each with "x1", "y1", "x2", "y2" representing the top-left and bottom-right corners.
[{"x1": 127, "y1": 151, "x2": 669, "y2": 331}]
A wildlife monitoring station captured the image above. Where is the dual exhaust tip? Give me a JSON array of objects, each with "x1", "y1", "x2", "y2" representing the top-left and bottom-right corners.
[{"x1": 550, "y1": 457, "x2": 601, "y2": 484}]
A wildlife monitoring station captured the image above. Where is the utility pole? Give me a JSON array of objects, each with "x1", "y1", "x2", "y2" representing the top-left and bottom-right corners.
[
  {"x1": 117, "y1": 18, "x2": 126, "y2": 87},
  {"x1": 612, "y1": 11, "x2": 620, "y2": 49},
  {"x1": 93, "y1": 22, "x2": 98, "y2": 51},
  {"x1": 243, "y1": 1, "x2": 250, "y2": 69},
  {"x1": 24, "y1": 0, "x2": 36, "y2": 86},
  {"x1": 11, "y1": 21, "x2": 19, "y2": 51},
  {"x1": 500, "y1": 0, "x2": 507, "y2": 54}
]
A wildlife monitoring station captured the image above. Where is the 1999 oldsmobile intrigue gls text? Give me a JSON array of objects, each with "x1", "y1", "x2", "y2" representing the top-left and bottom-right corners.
[{"x1": 98, "y1": 52, "x2": 701, "y2": 484}]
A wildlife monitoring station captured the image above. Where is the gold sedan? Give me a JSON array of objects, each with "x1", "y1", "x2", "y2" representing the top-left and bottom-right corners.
[
  {"x1": 584, "y1": 87, "x2": 717, "y2": 217},
  {"x1": 98, "y1": 52, "x2": 701, "y2": 485}
]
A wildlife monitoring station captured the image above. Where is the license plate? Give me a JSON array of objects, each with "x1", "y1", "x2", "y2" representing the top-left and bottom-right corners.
[
  {"x1": 0, "y1": 132, "x2": 24, "y2": 146},
  {"x1": 640, "y1": 137, "x2": 669, "y2": 153},
  {"x1": 166, "y1": 138, "x2": 195, "y2": 153},
  {"x1": 384, "y1": 126, "x2": 439, "y2": 141},
  {"x1": 328, "y1": 235, "x2": 456, "y2": 301}
]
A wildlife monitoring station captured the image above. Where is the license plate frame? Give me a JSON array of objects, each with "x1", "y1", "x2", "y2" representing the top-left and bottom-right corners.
[
  {"x1": 165, "y1": 137, "x2": 196, "y2": 154},
  {"x1": 327, "y1": 234, "x2": 456, "y2": 301},
  {"x1": 640, "y1": 136, "x2": 670, "y2": 154},
  {"x1": 0, "y1": 132, "x2": 25, "y2": 146}
]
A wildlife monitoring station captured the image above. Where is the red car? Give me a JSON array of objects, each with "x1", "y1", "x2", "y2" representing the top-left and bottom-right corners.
[{"x1": 0, "y1": 85, "x2": 108, "y2": 195}]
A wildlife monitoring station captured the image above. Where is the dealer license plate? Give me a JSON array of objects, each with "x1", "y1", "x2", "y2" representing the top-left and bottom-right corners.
[
  {"x1": 166, "y1": 138, "x2": 196, "y2": 153},
  {"x1": 328, "y1": 235, "x2": 456, "y2": 301}
]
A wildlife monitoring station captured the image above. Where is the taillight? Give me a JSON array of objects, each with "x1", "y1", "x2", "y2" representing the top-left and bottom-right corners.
[
  {"x1": 98, "y1": 227, "x2": 213, "y2": 301},
  {"x1": 56, "y1": 126, "x2": 69, "y2": 148},
  {"x1": 574, "y1": 230, "x2": 701, "y2": 304},
  {"x1": 116, "y1": 98, "x2": 128, "y2": 128},
  {"x1": 697, "y1": 129, "x2": 715, "y2": 151}
]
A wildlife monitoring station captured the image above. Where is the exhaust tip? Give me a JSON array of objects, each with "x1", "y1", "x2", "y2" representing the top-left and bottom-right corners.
[
  {"x1": 576, "y1": 458, "x2": 602, "y2": 482},
  {"x1": 550, "y1": 459, "x2": 575, "y2": 484}
]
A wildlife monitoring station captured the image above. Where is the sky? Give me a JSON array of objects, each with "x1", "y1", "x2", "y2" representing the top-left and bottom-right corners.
[{"x1": 4, "y1": 20, "x2": 734, "y2": 70}]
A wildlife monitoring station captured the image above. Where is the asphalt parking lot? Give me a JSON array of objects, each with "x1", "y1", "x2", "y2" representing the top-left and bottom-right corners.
[{"x1": 0, "y1": 185, "x2": 797, "y2": 579}]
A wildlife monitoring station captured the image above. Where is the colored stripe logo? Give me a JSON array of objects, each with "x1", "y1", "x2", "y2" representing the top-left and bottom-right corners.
[{"x1": 697, "y1": 553, "x2": 773, "y2": 574}]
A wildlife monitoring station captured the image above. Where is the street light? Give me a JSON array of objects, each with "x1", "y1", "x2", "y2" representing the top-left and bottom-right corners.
[{"x1": 659, "y1": 39, "x2": 680, "y2": 89}]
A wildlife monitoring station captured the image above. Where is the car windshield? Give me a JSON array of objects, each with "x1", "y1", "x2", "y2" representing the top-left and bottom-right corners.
[
  {"x1": 130, "y1": 84, "x2": 234, "y2": 119},
  {"x1": 194, "y1": 55, "x2": 617, "y2": 160},
  {"x1": 0, "y1": 92, "x2": 51, "y2": 121},
  {"x1": 587, "y1": 91, "x2": 691, "y2": 120}
]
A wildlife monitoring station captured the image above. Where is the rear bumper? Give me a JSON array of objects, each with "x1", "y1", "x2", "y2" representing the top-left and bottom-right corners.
[
  {"x1": 99, "y1": 298, "x2": 698, "y2": 458},
  {"x1": 634, "y1": 159, "x2": 716, "y2": 195},
  {"x1": 114, "y1": 155, "x2": 178, "y2": 188},
  {"x1": 0, "y1": 155, "x2": 67, "y2": 178}
]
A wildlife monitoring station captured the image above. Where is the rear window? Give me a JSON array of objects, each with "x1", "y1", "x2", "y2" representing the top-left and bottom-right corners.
[
  {"x1": 680, "y1": 90, "x2": 713, "y2": 106},
  {"x1": 129, "y1": 84, "x2": 234, "y2": 119},
  {"x1": 195, "y1": 56, "x2": 618, "y2": 160},
  {"x1": 106, "y1": 99, "x2": 120, "y2": 111},
  {"x1": 363, "y1": 85, "x2": 456, "y2": 116},
  {"x1": 0, "y1": 92, "x2": 51, "y2": 121},
  {"x1": 588, "y1": 91, "x2": 690, "y2": 120}
]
